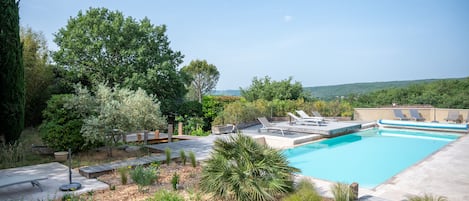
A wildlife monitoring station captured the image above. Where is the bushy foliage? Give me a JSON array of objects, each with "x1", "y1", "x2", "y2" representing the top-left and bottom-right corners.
[
  {"x1": 202, "y1": 95, "x2": 239, "y2": 128},
  {"x1": 282, "y1": 179, "x2": 321, "y2": 201},
  {"x1": 406, "y1": 194, "x2": 448, "y2": 201},
  {"x1": 240, "y1": 76, "x2": 310, "y2": 101},
  {"x1": 130, "y1": 165, "x2": 159, "y2": 192},
  {"x1": 40, "y1": 94, "x2": 89, "y2": 152},
  {"x1": 21, "y1": 27, "x2": 54, "y2": 126},
  {"x1": 147, "y1": 190, "x2": 184, "y2": 201},
  {"x1": 200, "y1": 134, "x2": 299, "y2": 201},
  {"x1": 177, "y1": 101, "x2": 203, "y2": 118},
  {"x1": 353, "y1": 77, "x2": 469, "y2": 108}
]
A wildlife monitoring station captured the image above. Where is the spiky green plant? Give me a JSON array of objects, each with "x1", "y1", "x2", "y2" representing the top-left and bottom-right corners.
[
  {"x1": 180, "y1": 150, "x2": 186, "y2": 165},
  {"x1": 406, "y1": 194, "x2": 448, "y2": 201},
  {"x1": 147, "y1": 189, "x2": 184, "y2": 201},
  {"x1": 165, "y1": 147, "x2": 171, "y2": 164},
  {"x1": 282, "y1": 178, "x2": 321, "y2": 201},
  {"x1": 331, "y1": 182, "x2": 354, "y2": 201},
  {"x1": 171, "y1": 172, "x2": 180, "y2": 190},
  {"x1": 200, "y1": 133, "x2": 300, "y2": 201},
  {"x1": 189, "y1": 151, "x2": 196, "y2": 167}
]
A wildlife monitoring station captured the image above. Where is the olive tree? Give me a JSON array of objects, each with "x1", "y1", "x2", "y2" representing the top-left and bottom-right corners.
[{"x1": 80, "y1": 84, "x2": 166, "y2": 156}]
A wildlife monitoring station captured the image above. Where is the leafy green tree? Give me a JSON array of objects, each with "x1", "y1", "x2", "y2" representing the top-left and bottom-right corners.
[
  {"x1": 181, "y1": 60, "x2": 220, "y2": 103},
  {"x1": 200, "y1": 134, "x2": 299, "y2": 201},
  {"x1": 241, "y1": 76, "x2": 309, "y2": 101},
  {"x1": 40, "y1": 94, "x2": 90, "y2": 152},
  {"x1": 52, "y1": 7, "x2": 186, "y2": 114},
  {"x1": 21, "y1": 27, "x2": 54, "y2": 126},
  {"x1": 0, "y1": 0, "x2": 24, "y2": 143}
]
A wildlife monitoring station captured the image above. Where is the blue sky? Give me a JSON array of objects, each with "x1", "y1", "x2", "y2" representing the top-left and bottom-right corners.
[{"x1": 20, "y1": 0, "x2": 469, "y2": 90}]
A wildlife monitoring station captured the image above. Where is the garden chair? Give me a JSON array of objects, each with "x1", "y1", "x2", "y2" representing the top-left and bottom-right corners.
[
  {"x1": 393, "y1": 109, "x2": 409, "y2": 120},
  {"x1": 287, "y1": 112, "x2": 323, "y2": 126},
  {"x1": 257, "y1": 117, "x2": 286, "y2": 136},
  {"x1": 445, "y1": 111, "x2": 460, "y2": 123},
  {"x1": 409, "y1": 109, "x2": 425, "y2": 121},
  {"x1": 295, "y1": 110, "x2": 326, "y2": 122}
]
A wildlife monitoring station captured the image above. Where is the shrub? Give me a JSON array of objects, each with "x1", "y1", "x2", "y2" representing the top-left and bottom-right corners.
[
  {"x1": 331, "y1": 182, "x2": 355, "y2": 201},
  {"x1": 171, "y1": 172, "x2": 180, "y2": 190},
  {"x1": 147, "y1": 190, "x2": 184, "y2": 201},
  {"x1": 117, "y1": 166, "x2": 130, "y2": 185},
  {"x1": 0, "y1": 141, "x2": 26, "y2": 169},
  {"x1": 165, "y1": 147, "x2": 172, "y2": 164},
  {"x1": 200, "y1": 134, "x2": 299, "y2": 201},
  {"x1": 130, "y1": 165, "x2": 159, "y2": 192},
  {"x1": 406, "y1": 194, "x2": 448, "y2": 201},
  {"x1": 180, "y1": 150, "x2": 186, "y2": 165},
  {"x1": 40, "y1": 94, "x2": 89, "y2": 152},
  {"x1": 189, "y1": 151, "x2": 196, "y2": 167},
  {"x1": 282, "y1": 178, "x2": 321, "y2": 201}
]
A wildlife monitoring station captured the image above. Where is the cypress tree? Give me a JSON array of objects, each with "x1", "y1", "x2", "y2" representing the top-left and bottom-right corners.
[{"x1": 0, "y1": 0, "x2": 25, "y2": 143}]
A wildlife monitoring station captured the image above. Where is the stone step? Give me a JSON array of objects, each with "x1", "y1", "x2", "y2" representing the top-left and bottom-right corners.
[{"x1": 79, "y1": 154, "x2": 179, "y2": 179}]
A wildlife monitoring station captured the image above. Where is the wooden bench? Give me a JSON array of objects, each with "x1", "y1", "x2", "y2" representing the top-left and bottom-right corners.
[{"x1": 0, "y1": 175, "x2": 48, "y2": 192}]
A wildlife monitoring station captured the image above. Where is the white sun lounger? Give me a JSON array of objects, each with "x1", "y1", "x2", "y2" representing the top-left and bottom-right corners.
[
  {"x1": 287, "y1": 112, "x2": 324, "y2": 126},
  {"x1": 0, "y1": 175, "x2": 48, "y2": 192},
  {"x1": 257, "y1": 117, "x2": 286, "y2": 136},
  {"x1": 295, "y1": 110, "x2": 326, "y2": 122}
]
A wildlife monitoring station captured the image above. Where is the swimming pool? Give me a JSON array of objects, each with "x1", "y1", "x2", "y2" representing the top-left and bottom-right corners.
[{"x1": 282, "y1": 128, "x2": 460, "y2": 188}]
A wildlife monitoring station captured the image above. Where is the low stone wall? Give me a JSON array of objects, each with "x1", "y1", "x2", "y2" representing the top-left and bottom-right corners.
[{"x1": 354, "y1": 107, "x2": 469, "y2": 122}]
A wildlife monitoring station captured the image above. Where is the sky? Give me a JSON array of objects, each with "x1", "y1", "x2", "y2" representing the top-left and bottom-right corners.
[{"x1": 19, "y1": 0, "x2": 469, "y2": 90}]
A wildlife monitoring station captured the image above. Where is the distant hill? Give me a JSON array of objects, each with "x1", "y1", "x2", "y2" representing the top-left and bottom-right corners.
[
  {"x1": 211, "y1": 78, "x2": 463, "y2": 99},
  {"x1": 304, "y1": 79, "x2": 444, "y2": 100}
]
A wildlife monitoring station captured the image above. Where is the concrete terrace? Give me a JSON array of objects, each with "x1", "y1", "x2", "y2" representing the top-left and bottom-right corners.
[{"x1": 0, "y1": 163, "x2": 108, "y2": 201}]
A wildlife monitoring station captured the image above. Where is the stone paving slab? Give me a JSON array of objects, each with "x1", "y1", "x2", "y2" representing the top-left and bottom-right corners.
[{"x1": 0, "y1": 162, "x2": 108, "y2": 201}]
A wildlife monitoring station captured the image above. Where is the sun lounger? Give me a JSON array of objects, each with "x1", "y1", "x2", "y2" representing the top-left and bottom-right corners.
[
  {"x1": 409, "y1": 109, "x2": 425, "y2": 121},
  {"x1": 287, "y1": 112, "x2": 323, "y2": 126},
  {"x1": 257, "y1": 117, "x2": 286, "y2": 136},
  {"x1": 295, "y1": 110, "x2": 326, "y2": 122},
  {"x1": 0, "y1": 175, "x2": 47, "y2": 192},
  {"x1": 445, "y1": 111, "x2": 460, "y2": 123},
  {"x1": 393, "y1": 109, "x2": 409, "y2": 120}
]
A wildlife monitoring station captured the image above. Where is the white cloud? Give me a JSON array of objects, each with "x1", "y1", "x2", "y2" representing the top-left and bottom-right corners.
[{"x1": 283, "y1": 15, "x2": 293, "y2": 22}]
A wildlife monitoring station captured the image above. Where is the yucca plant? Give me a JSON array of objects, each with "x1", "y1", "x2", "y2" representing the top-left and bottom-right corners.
[
  {"x1": 180, "y1": 150, "x2": 186, "y2": 165},
  {"x1": 165, "y1": 147, "x2": 171, "y2": 164},
  {"x1": 406, "y1": 194, "x2": 448, "y2": 201},
  {"x1": 331, "y1": 182, "x2": 354, "y2": 201},
  {"x1": 189, "y1": 151, "x2": 196, "y2": 167},
  {"x1": 200, "y1": 133, "x2": 300, "y2": 201}
]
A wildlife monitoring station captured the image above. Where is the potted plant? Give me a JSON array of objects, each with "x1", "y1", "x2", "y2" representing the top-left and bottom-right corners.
[{"x1": 54, "y1": 151, "x2": 68, "y2": 162}]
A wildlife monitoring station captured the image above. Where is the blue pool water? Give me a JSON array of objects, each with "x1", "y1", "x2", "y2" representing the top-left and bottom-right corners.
[{"x1": 283, "y1": 128, "x2": 459, "y2": 188}]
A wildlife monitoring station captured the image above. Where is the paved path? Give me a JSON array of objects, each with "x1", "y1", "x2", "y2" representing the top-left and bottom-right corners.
[{"x1": 0, "y1": 162, "x2": 108, "y2": 201}]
